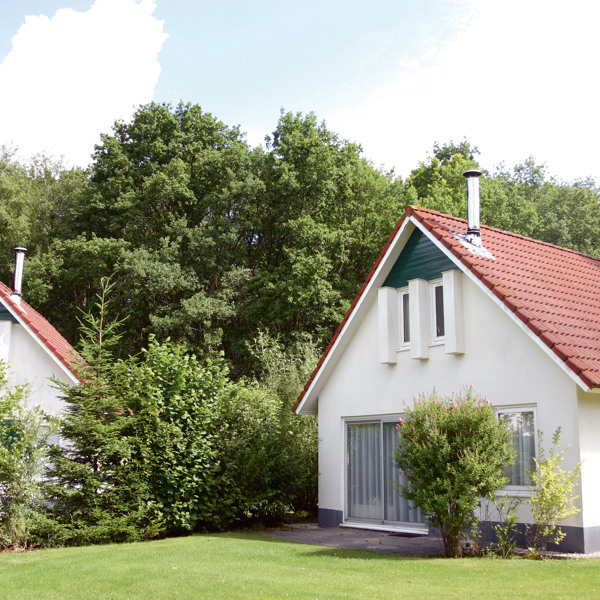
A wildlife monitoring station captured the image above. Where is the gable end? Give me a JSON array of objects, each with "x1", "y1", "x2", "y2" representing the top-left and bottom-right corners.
[
  {"x1": 383, "y1": 229, "x2": 458, "y2": 288},
  {"x1": 0, "y1": 305, "x2": 17, "y2": 323}
]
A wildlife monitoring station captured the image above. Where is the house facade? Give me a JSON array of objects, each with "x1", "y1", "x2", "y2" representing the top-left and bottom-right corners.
[
  {"x1": 295, "y1": 174, "x2": 600, "y2": 553},
  {"x1": 0, "y1": 256, "x2": 78, "y2": 414}
]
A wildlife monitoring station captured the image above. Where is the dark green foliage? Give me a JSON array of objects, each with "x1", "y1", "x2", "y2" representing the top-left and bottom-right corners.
[
  {"x1": 404, "y1": 140, "x2": 480, "y2": 215},
  {"x1": 218, "y1": 332, "x2": 318, "y2": 524},
  {"x1": 46, "y1": 311, "x2": 317, "y2": 542},
  {"x1": 248, "y1": 112, "x2": 401, "y2": 357},
  {"x1": 127, "y1": 339, "x2": 237, "y2": 533},
  {"x1": 0, "y1": 150, "x2": 88, "y2": 303},
  {"x1": 5, "y1": 111, "x2": 600, "y2": 380},
  {"x1": 8, "y1": 104, "x2": 400, "y2": 375},
  {"x1": 126, "y1": 331, "x2": 318, "y2": 531},
  {"x1": 395, "y1": 388, "x2": 513, "y2": 558}
]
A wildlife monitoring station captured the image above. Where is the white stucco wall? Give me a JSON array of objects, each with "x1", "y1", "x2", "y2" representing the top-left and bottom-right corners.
[
  {"x1": 3, "y1": 322, "x2": 72, "y2": 415},
  {"x1": 317, "y1": 272, "x2": 588, "y2": 528},
  {"x1": 577, "y1": 388, "x2": 600, "y2": 528}
]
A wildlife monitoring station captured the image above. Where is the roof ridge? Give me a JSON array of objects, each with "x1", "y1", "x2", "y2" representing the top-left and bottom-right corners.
[{"x1": 412, "y1": 206, "x2": 600, "y2": 263}]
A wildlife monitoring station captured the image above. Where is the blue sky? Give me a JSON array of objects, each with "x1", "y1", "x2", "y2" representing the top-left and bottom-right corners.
[{"x1": 1, "y1": 0, "x2": 599, "y2": 182}]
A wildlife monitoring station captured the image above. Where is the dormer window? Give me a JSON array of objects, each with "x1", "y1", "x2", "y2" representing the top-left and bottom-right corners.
[{"x1": 378, "y1": 270, "x2": 464, "y2": 364}]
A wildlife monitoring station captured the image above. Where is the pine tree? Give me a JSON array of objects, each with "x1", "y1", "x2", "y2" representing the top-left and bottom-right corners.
[{"x1": 44, "y1": 278, "x2": 161, "y2": 545}]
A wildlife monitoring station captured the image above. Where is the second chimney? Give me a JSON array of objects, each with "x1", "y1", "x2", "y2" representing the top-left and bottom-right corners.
[
  {"x1": 11, "y1": 247, "x2": 27, "y2": 304},
  {"x1": 463, "y1": 169, "x2": 482, "y2": 246}
]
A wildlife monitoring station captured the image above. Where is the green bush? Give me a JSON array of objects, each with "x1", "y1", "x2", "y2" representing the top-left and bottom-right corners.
[
  {"x1": 216, "y1": 332, "x2": 318, "y2": 525},
  {"x1": 42, "y1": 284, "x2": 318, "y2": 544},
  {"x1": 0, "y1": 364, "x2": 54, "y2": 550},
  {"x1": 127, "y1": 331, "x2": 318, "y2": 531},
  {"x1": 128, "y1": 339, "x2": 237, "y2": 533},
  {"x1": 486, "y1": 494, "x2": 522, "y2": 558},
  {"x1": 219, "y1": 384, "x2": 317, "y2": 524},
  {"x1": 395, "y1": 387, "x2": 513, "y2": 557}
]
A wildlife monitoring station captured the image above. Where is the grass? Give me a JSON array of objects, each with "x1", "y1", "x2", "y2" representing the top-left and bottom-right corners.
[{"x1": 1, "y1": 532, "x2": 598, "y2": 600}]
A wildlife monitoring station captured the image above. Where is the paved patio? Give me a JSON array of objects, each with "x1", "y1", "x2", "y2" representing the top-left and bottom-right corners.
[{"x1": 253, "y1": 523, "x2": 444, "y2": 557}]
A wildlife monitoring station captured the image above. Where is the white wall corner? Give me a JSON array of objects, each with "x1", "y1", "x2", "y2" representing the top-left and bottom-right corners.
[
  {"x1": 0, "y1": 321, "x2": 12, "y2": 363},
  {"x1": 378, "y1": 287, "x2": 398, "y2": 364},
  {"x1": 409, "y1": 279, "x2": 430, "y2": 359},
  {"x1": 443, "y1": 270, "x2": 465, "y2": 354}
]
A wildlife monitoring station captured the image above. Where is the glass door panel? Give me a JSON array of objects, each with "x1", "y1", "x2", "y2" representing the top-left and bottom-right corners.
[
  {"x1": 347, "y1": 422, "x2": 382, "y2": 519},
  {"x1": 347, "y1": 421, "x2": 424, "y2": 526},
  {"x1": 383, "y1": 422, "x2": 423, "y2": 524}
]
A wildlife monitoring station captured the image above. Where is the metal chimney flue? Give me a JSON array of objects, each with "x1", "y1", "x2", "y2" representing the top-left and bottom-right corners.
[
  {"x1": 11, "y1": 247, "x2": 27, "y2": 304},
  {"x1": 463, "y1": 169, "x2": 482, "y2": 247}
]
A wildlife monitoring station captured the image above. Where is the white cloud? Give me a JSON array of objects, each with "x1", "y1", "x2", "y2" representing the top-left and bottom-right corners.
[
  {"x1": 243, "y1": 126, "x2": 269, "y2": 150},
  {"x1": 0, "y1": 0, "x2": 167, "y2": 167},
  {"x1": 327, "y1": 0, "x2": 600, "y2": 182}
]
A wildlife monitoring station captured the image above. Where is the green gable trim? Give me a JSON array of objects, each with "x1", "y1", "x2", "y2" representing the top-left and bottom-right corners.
[
  {"x1": 383, "y1": 229, "x2": 458, "y2": 288},
  {"x1": 0, "y1": 305, "x2": 17, "y2": 322}
]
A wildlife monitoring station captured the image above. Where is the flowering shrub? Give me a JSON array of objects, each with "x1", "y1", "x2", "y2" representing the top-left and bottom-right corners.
[
  {"x1": 526, "y1": 427, "x2": 582, "y2": 554},
  {"x1": 395, "y1": 387, "x2": 513, "y2": 557}
]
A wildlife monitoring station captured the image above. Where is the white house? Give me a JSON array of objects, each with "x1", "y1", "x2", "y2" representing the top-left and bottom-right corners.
[
  {"x1": 294, "y1": 171, "x2": 600, "y2": 553},
  {"x1": 0, "y1": 249, "x2": 79, "y2": 414}
]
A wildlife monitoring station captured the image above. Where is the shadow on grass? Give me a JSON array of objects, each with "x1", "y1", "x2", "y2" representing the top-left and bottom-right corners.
[{"x1": 219, "y1": 531, "x2": 439, "y2": 561}]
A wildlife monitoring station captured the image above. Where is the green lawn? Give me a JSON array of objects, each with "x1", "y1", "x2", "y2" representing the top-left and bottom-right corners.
[{"x1": 1, "y1": 533, "x2": 598, "y2": 600}]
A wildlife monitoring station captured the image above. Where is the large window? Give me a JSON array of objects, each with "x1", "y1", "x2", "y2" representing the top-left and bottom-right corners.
[
  {"x1": 499, "y1": 409, "x2": 536, "y2": 487},
  {"x1": 346, "y1": 419, "x2": 424, "y2": 527}
]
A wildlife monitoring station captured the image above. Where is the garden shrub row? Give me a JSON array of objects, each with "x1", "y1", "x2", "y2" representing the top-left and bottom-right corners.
[{"x1": 0, "y1": 283, "x2": 317, "y2": 549}]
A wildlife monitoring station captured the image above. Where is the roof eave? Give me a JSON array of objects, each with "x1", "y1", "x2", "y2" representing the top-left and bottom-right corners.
[
  {"x1": 294, "y1": 210, "x2": 418, "y2": 415},
  {"x1": 0, "y1": 296, "x2": 80, "y2": 384}
]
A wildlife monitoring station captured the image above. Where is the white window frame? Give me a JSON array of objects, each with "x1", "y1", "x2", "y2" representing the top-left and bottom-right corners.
[
  {"x1": 344, "y1": 415, "x2": 426, "y2": 531},
  {"x1": 497, "y1": 406, "x2": 537, "y2": 496},
  {"x1": 430, "y1": 279, "x2": 445, "y2": 345},
  {"x1": 378, "y1": 287, "x2": 399, "y2": 364},
  {"x1": 380, "y1": 272, "x2": 464, "y2": 362},
  {"x1": 397, "y1": 287, "x2": 410, "y2": 351},
  {"x1": 442, "y1": 270, "x2": 464, "y2": 354}
]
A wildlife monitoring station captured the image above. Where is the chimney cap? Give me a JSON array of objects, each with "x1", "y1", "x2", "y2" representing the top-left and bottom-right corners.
[
  {"x1": 11, "y1": 246, "x2": 27, "y2": 304},
  {"x1": 463, "y1": 169, "x2": 482, "y2": 178}
]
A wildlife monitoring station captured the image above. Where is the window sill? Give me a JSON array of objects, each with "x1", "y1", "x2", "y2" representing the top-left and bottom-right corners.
[
  {"x1": 496, "y1": 488, "x2": 532, "y2": 498},
  {"x1": 342, "y1": 521, "x2": 429, "y2": 535}
]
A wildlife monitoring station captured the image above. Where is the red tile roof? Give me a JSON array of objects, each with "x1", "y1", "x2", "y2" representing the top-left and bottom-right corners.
[
  {"x1": 294, "y1": 206, "x2": 600, "y2": 411},
  {"x1": 0, "y1": 282, "x2": 80, "y2": 380}
]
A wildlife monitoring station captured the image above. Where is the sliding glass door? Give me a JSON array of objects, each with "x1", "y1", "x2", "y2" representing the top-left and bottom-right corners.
[{"x1": 346, "y1": 420, "x2": 423, "y2": 526}]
